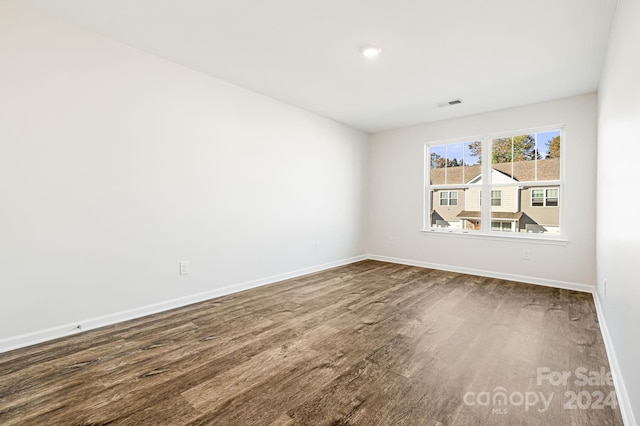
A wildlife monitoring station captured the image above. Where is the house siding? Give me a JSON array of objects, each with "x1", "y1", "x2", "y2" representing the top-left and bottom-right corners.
[
  {"x1": 521, "y1": 187, "x2": 560, "y2": 226},
  {"x1": 491, "y1": 186, "x2": 519, "y2": 213},
  {"x1": 431, "y1": 190, "x2": 465, "y2": 225},
  {"x1": 429, "y1": 158, "x2": 560, "y2": 233}
]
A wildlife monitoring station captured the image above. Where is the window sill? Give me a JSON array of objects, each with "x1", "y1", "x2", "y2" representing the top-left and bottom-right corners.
[{"x1": 420, "y1": 229, "x2": 568, "y2": 246}]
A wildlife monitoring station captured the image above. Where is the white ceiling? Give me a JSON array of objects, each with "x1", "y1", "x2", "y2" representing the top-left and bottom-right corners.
[{"x1": 16, "y1": 0, "x2": 618, "y2": 133}]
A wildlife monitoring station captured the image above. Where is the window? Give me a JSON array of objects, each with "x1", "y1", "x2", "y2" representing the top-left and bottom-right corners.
[
  {"x1": 428, "y1": 140, "x2": 481, "y2": 230},
  {"x1": 532, "y1": 188, "x2": 559, "y2": 207},
  {"x1": 425, "y1": 127, "x2": 562, "y2": 236},
  {"x1": 491, "y1": 190, "x2": 502, "y2": 206},
  {"x1": 491, "y1": 221, "x2": 514, "y2": 232},
  {"x1": 439, "y1": 191, "x2": 458, "y2": 206}
]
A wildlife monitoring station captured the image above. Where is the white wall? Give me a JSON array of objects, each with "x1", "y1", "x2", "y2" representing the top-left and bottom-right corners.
[
  {"x1": 597, "y1": 0, "x2": 640, "y2": 422},
  {"x1": 0, "y1": 3, "x2": 368, "y2": 345},
  {"x1": 368, "y1": 93, "x2": 597, "y2": 289}
]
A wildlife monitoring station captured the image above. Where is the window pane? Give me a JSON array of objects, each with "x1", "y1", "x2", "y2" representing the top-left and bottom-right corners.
[
  {"x1": 491, "y1": 186, "x2": 515, "y2": 232},
  {"x1": 463, "y1": 141, "x2": 482, "y2": 184},
  {"x1": 492, "y1": 134, "x2": 536, "y2": 182},
  {"x1": 430, "y1": 189, "x2": 464, "y2": 230},
  {"x1": 536, "y1": 130, "x2": 561, "y2": 181},
  {"x1": 537, "y1": 130, "x2": 561, "y2": 159},
  {"x1": 491, "y1": 137, "x2": 512, "y2": 165},
  {"x1": 463, "y1": 141, "x2": 481, "y2": 165},
  {"x1": 432, "y1": 185, "x2": 475, "y2": 229},
  {"x1": 430, "y1": 142, "x2": 481, "y2": 185},
  {"x1": 446, "y1": 143, "x2": 464, "y2": 184},
  {"x1": 430, "y1": 190, "x2": 450, "y2": 228},
  {"x1": 430, "y1": 145, "x2": 447, "y2": 185}
]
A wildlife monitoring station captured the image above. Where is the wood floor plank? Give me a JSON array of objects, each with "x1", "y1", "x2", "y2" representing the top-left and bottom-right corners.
[{"x1": 0, "y1": 260, "x2": 623, "y2": 425}]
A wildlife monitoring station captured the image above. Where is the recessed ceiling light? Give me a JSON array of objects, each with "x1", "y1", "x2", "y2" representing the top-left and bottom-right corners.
[{"x1": 360, "y1": 45, "x2": 382, "y2": 58}]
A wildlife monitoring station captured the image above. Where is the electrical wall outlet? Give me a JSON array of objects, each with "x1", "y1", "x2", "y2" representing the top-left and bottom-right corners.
[
  {"x1": 522, "y1": 249, "x2": 531, "y2": 260},
  {"x1": 314, "y1": 242, "x2": 320, "y2": 252},
  {"x1": 179, "y1": 261, "x2": 190, "y2": 275}
]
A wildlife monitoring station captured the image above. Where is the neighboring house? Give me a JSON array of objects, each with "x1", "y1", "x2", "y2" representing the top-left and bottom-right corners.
[{"x1": 430, "y1": 158, "x2": 560, "y2": 233}]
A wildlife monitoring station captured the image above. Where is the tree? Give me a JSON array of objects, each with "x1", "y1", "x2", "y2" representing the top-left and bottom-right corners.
[
  {"x1": 546, "y1": 136, "x2": 560, "y2": 159},
  {"x1": 467, "y1": 135, "x2": 538, "y2": 164},
  {"x1": 431, "y1": 153, "x2": 463, "y2": 168},
  {"x1": 431, "y1": 152, "x2": 443, "y2": 169},
  {"x1": 467, "y1": 141, "x2": 482, "y2": 161}
]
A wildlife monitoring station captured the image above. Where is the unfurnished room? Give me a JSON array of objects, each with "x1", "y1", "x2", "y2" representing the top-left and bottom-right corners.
[{"x1": 0, "y1": 0, "x2": 638, "y2": 425}]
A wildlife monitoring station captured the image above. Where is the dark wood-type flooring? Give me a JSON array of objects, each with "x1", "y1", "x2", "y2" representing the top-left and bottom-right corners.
[{"x1": 0, "y1": 260, "x2": 623, "y2": 425}]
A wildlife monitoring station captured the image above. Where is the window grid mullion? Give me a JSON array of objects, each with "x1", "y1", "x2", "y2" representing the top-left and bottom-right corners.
[{"x1": 481, "y1": 136, "x2": 491, "y2": 233}]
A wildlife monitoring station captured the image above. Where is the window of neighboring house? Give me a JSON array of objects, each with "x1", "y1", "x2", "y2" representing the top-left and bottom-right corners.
[
  {"x1": 491, "y1": 190, "x2": 502, "y2": 206},
  {"x1": 478, "y1": 190, "x2": 501, "y2": 206},
  {"x1": 425, "y1": 126, "x2": 562, "y2": 237},
  {"x1": 439, "y1": 191, "x2": 458, "y2": 206},
  {"x1": 532, "y1": 188, "x2": 559, "y2": 207},
  {"x1": 491, "y1": 221, "x2": 513, "y2": 232}
]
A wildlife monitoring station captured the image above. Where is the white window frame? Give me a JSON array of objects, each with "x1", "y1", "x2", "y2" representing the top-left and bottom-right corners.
[{"x1": 423, "y1": 125, "x2": 565, "y2": 242}]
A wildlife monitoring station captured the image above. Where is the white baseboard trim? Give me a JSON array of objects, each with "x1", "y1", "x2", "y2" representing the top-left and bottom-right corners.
[
  {"x1": 592, "y1": 292, "x2": 636, "y2": 426},
  {"x1": 0, "y1": 255, "x2": 368, "y2": 354},
  {"x1": 367, "y1": 254, "x2": 594, "y2": 293}
]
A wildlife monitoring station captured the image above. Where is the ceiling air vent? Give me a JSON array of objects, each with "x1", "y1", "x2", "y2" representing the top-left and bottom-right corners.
[{"x1": 437, "y1": 98, "x2": 463, "y2": 108}]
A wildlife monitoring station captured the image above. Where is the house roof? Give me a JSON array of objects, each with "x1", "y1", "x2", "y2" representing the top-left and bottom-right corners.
[
  {"x1": 456, "y1": 211, "x2": 524, "y2": 220},
  {"x1": 430, "y1": 158, "x2": 560, "y2": 185}
]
